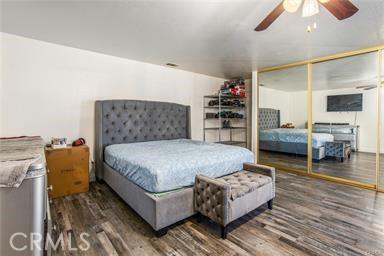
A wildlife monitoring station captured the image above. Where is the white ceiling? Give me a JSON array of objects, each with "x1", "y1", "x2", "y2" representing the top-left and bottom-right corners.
[
  {"x1": 259, "y1": 51, "x2": 380, "y2": 91},
  {"x1": 1, "y1": 0, "x2": 384, "y2": 79},
  {"x1": 259, "y1": 65, "x2": 308, "y2": 91}
]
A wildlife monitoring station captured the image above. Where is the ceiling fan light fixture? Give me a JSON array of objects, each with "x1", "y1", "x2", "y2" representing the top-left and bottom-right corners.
[
  {"x1": 254, "y1": 0, "x2": 358, "y2": 32},
  {"x1": 302, "y1": 0, "x2": 319, "y2": 17},
  {"x1": 283, "y1": 0, "x2": 302, "y2": 13}
]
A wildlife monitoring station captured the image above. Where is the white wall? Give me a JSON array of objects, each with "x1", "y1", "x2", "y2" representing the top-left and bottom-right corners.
[
  {"x1": 259, "y1": 87, "x2": 291, "y2": 124},
  {"x1": 289, "y1": 91, "x2": 308, "y2": 129},
  {"x1": 289, "y1": 87, "x2": 378, "y2": 153},
  {"x1": 312, "y1": 87, "x2": 377, "y2": 153},
  {"x1": 0, "y1": 33, "x2": 224, "y2": 165},
  {"x1": 259, "y1": 88, "x2": 307, "y2": 129}
]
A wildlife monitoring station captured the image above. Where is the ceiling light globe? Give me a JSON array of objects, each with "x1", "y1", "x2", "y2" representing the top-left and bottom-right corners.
[{"x1": 283, "y1": 0, "x2": 303, "y2": 13}]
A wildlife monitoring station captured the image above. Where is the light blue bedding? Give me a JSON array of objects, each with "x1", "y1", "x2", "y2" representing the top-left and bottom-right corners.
[
  {"x1": 259, "y1": 128, "x2": 334, "y2": 148},
  {"x1": 104, "y1": 139, "x2": 254, "y2": 193}
]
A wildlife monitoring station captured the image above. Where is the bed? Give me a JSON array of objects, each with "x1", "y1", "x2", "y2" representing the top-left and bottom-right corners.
[
  {"x1": 258, "y1": 108, "x2": 333, "y2": 160},
  {"x1": 95, "y1": 100, "x2": 254, "y2": 235}
]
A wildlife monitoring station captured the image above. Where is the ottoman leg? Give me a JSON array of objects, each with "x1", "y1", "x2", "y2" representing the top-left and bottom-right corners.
[
  {"x1": 267, "y1": 199, "x2": 273, "y2": 210},
  {"x1": 221, "y1": 225, "x2": 228, "y2": 239}
]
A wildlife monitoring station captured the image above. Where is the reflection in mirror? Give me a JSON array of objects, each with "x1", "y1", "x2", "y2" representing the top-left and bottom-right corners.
[
  {"x1": 258, "y1": 65, "x2": 308, "y2": 172},
  {"x1": 312, "y1": 52, "x2": 378, "y2": 184}
]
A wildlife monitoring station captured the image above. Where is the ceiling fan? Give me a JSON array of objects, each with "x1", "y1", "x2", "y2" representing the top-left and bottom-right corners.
[{"x1": 255, "y1": 0, "x2": 359, "y2": 31}]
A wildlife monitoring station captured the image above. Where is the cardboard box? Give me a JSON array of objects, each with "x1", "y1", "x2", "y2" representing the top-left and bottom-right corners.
[{"x1": 45, "y1": 145, "x2": 89, "y2": 198}]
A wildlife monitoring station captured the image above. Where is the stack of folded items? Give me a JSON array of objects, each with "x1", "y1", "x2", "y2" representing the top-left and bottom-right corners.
[
  {"x1": 215, "y1": 111, "x2": 244, "y2": 119},
  {"x1": 208, "y1": 99, "x2": 245, "y2": 107},
  {"x1": 220, "y1": 78, "x2": 246, "y2": 97}
]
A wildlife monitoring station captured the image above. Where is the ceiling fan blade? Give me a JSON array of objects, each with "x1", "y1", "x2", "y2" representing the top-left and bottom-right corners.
[
  {"x1": 356, "y1": 85, "x2": 377, "y2": 90},
  {"x1": 255, "y1": 1, "x2": 285, "y2": 31},
  {"x1": 320, "y1": 0, "x2": 359, "y2": 20}
]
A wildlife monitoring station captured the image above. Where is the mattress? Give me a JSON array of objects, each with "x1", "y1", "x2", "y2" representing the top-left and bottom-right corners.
[
  {"x1": 259, "y1": 128, "x2": 334, "y2": 148},
  {"x1": 104, "y1": 139, "x2": 254, "y2": 193}
]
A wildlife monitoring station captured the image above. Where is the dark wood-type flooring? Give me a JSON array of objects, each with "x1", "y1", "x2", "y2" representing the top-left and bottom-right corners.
[
  {"x1": 51, "y1": 172, "x2": 384, "y2": 256},
  {"x1": 259, "y1": 151, "x2": 384, "y2": 185}
]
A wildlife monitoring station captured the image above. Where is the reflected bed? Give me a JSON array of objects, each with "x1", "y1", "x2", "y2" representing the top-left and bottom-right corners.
[{"x1": 259, "y1": 108, "x2": 334, "y2": 160}]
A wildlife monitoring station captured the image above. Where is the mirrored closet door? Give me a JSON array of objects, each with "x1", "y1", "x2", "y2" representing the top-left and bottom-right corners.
[
  {"x1": 258, "y1": 65, "x2": 308, "y2": 172},
  {"x1": 311, "y1": 52, "x2": 378, "y2": 185}
]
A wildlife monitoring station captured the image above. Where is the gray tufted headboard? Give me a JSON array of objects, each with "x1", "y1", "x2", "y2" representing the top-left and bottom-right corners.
[
  {"x1": 259, "y1": 108, "x2": 280, "y2": 130},
  {"x1": 95, "y1": 100, "x2": 191, "y2": 179}
]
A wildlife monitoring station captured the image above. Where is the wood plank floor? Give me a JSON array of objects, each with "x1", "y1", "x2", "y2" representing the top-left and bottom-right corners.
[
  {"x1": 51, "y1": 172, "x2": 384, "y2": 256},
  {"x1": 259, "y1": 151, "x2": 381, "y2": 185}
]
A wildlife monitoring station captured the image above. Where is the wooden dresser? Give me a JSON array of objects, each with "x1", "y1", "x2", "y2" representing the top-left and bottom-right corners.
[{"x1": 45, "y1": 145, "x2": 89, "y2": 198}]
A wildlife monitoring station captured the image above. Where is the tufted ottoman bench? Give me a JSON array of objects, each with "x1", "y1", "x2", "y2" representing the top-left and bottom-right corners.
[
  {"x1": 194, "y1": 163, "x2": 275, "y2": 239},
  {"x1": 325, "y1": 141, "x2": 352, "y2": 162}
]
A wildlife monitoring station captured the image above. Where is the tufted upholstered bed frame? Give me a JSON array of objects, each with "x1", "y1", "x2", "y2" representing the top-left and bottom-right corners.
[
  {"x1": 258, "y1": 108, "x2": 280, "y2": 130},
  {"x1": 95, "y1": 100, "x2": 194, "y2": 235}
]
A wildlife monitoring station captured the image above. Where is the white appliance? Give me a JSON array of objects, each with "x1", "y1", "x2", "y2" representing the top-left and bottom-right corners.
[{"x1": 0, "y1": 158, "x2": 47, "y2": 256}]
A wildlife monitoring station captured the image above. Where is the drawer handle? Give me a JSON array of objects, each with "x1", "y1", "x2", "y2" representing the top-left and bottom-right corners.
[
  {"x1": 49, "y1": 199, "x2": 53, "y2": 204},
  {"x1": 47, "y1": 185, "x2": 53, "y2": 191}
]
